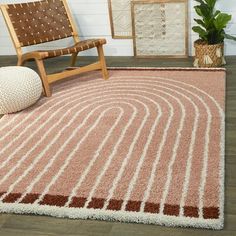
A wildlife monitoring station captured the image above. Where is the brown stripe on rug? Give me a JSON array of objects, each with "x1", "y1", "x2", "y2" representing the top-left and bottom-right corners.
[
  {"x1": 0, "y1": 192, "x2": 220, "y2": 219},
  {"x1": 0, "y1": 69, "x2": 225, "y2": 229}
]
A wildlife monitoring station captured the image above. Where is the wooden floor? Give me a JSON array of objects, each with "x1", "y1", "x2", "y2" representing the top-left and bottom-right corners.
[{"x1": 0, "y1": 56, "x2": 235, "y2": 236}]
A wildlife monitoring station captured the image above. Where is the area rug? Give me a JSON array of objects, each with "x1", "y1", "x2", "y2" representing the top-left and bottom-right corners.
[{"x1": 0, "y1": 68, "x2": 225, "y2": 229}]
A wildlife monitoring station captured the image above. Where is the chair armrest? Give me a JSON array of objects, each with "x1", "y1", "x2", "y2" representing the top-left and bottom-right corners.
[{"x1": 21, "y1": 51, "x2": 49, "y2": 62}]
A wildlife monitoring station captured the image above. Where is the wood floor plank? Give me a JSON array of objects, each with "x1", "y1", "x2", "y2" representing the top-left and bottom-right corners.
[
  {"x1": 109, "y1": 223, "x2": 221, "y2": 236},
  {"x1": 225, "y1": 155, "x2": 236, "y2": 164},
  {"x1": 2, "y1": 215, "x2": 113, "y2": 235},
  {"x1": 0, "y1": 214, "x2": 10, "y2": 228},
  {"x1": 225, "y1": 202, "x2": 236, "y2": 215},
  {"x1": 0, "y1": 228, "x2": 55, "y2": 236},
  {"x1": 0, "y1": 55, "x2": 235, "y2": 235}
]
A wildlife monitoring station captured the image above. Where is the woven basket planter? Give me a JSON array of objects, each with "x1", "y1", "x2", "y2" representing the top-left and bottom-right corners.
[{"x1": 193, "y1": 40, "x2": 226, "y2": 68}]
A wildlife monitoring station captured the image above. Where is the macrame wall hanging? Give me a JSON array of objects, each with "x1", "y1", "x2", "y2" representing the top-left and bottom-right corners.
[
  {"x1": 108, "y1": 0, "x2": 133, "y2": 39},
  {"x1": 131, "y1": 0, "x2": 188, "y2": 58},
  {"x1": 108, "y1": 0, "x2": 189, "y2": 57}
]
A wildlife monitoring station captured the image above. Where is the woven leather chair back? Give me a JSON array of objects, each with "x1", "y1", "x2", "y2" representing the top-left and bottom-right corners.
[{"x1": 6, "y1": 0, "x2": 74, "y2": 47}]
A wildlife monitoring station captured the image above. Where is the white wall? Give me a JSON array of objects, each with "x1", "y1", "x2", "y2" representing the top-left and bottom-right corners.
[{"x1": 0, "y1": 0, "x2": 235, "y2": 56}]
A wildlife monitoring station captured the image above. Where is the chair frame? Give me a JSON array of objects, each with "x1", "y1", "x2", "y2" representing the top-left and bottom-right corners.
[{"x1": 0, "y1": 0, "x2": 109, "y2": 97}]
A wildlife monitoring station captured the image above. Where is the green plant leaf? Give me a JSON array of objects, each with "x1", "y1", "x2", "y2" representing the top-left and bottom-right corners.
[
  {"x1": 205, "y1": 0, "x2": 216, "y2": 9},
  {"x1": 195, "y1": 4, "x2": 211, "y2": 20},
  {"x1": 194, "y1": 0, "x2": 206, "y2": 4},
  {"x1": 224, "y1": 33, "x2": 236, "y2": 41},
  {"x1": 192, "y1": 26, "x2": 208, "y2": 41},
  {"x1": 194, "y1": 6, "x2": 204, "y2": 17},
  {"x1": 214, "y1": 13, "x2": 232, "y2": 30},
  {"x1": 194, "y1": 19, "x2": 206, "y2": 28},
  {"x1": 213, "y1": 10, "x2": 221, "y2": 18}
]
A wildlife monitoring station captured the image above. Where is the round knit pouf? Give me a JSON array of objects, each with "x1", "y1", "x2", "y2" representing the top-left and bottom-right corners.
[{"x1": 0, "y1": 66, "x2": 42, "y2": 114}]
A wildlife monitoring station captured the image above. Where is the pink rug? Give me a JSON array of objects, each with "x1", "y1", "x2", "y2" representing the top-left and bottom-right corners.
[{"x1": 0, "y1": 68, "x2": 225, "y2": 229}]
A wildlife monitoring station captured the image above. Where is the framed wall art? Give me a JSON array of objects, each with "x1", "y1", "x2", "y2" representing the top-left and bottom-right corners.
[
  {"x1": 131, "y1": 0, "x2": 189, "y2": 58},
  {"x1": 108, "y1": 0, "x2": 133, "y2": 39}
]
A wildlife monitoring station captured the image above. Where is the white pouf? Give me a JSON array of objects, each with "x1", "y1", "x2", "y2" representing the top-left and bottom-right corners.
[{"x1": 0, "y1": 66, "x2": 42, "y2": 114}]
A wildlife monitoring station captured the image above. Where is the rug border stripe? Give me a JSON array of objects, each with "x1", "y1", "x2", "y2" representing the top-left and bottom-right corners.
[{"x1": 0, "y1": 202, "x2": 223, "y2": 229}]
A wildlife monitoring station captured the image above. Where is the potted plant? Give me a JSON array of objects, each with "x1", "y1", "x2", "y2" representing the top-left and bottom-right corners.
[{"x1": 192, "y1": 0, "x2": 236, "y2": 67}]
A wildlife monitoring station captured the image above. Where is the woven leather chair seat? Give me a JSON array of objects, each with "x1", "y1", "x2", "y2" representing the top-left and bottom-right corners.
[{"x1": 34, "y1": 39, "x2": 106, "y2": 59}]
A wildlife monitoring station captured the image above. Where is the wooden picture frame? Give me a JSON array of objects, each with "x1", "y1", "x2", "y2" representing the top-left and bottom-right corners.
[
  {"x1": 131, "y1": 0, "x2": 189, "y2": 58},
  {"x1": 108, "y1": 0, "x2": 133, "y2": 39}
]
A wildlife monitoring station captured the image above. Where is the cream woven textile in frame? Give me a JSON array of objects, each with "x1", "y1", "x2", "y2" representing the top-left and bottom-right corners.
[
  {"x1": 132, "y1": 0, "x2": 189, "y2": 58},
  {"x1": 108, "y1": 0, "x2": 133, "y2": 39}
]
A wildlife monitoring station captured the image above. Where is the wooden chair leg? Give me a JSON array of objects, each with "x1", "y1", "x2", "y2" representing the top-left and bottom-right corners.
[
  {"x1": 97, "y1": 45, "x2": 109, "y2": 80},
  {"x1": 35, "y1": 59, "x2": 51, "y2": 97},
  {"x1": 71, "y1": 52, "x2": 78, "y2": 67},
  {"x1": 17, "y1": 57, "x2": 25, "y2": 66}
]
